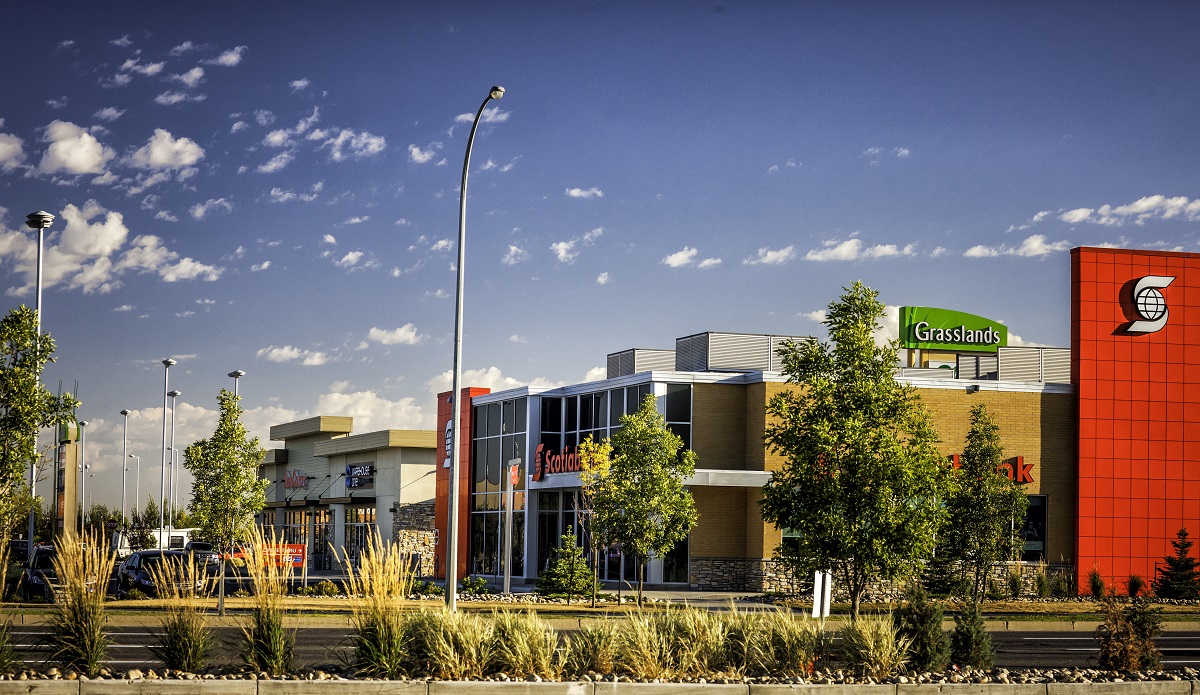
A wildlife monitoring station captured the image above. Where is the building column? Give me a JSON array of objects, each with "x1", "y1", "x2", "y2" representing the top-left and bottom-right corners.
[{"x1": 330, "y1": 503, "x2": 346, "y2": 561}]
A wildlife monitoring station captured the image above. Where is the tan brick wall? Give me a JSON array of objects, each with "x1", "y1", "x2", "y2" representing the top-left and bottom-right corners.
[
  {"x1": 690, "y1": 486, "x2": 748, "y2": 557},
  {"x1": 691, "y1": 383, "x2": 747, "y2": 471}
]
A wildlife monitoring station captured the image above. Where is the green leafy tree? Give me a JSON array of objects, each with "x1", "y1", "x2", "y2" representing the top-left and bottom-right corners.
[
  {"x1": 578, "y1": 435, "x2": 613, "y2": 607},
  {"x1": 760, "y1": 281, "x2": 951, "y2": 620},
  {"x1": 184, "y1": 389, "x2": 267, "y2": 614},
  {"x1": 0, "y1": 306, "x2": 78, "y2": 546},
  {"x1": 1153, "y1": 528, "x2": 1200, "y2": 600},
  {"x1": 942, "y1": 404, "x2": 1029, "y2": 603},
  {"x1": 589, "y1": 393, "x2": 698, "y2": 606}
]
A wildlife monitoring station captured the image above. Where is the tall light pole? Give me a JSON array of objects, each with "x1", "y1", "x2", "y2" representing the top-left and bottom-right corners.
[
  {"x1": 167, "y1": 390, "x2": 181, "y2": 530},
  {"x1": 159, "y1": 359, "x2": 175, "y2": 540},
  {"x1": 446, "y1": 85, "x2": 505, "y2": 612},
  {"x1": 78, "y1": 421, "x2": 88, "y2": 534},
  {"x1": 129, "y1": 454, "x2": 140, "y2": 513},
  {"x1": 228, "y1": 370, "x2": 245, "y2": 398},
  {"x1": 25, "y1": 211, "x2": 52, "y2": 555},
  {"x1": 120, "y1": 410, "x2": 130, "y2": 529}
]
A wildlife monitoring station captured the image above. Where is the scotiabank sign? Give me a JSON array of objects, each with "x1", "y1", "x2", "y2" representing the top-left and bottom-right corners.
[
  {"x1": 531, "y1": 443, "x2": 581, "y2": 482},
  {"x1": 949, "y1": 454, "x2": 1034, "y2": 484}
]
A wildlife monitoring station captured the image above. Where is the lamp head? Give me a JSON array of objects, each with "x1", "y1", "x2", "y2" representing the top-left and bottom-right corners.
[
  {"x1": 489, "y1": 86, "x2": 505, "y2": 100},
  {"x1": 79, "y1": 420, "x2": 88, "y2": 427},
  {"x1": 163, "y1": 358, "x2": 177, "y2": 367},
  {"x1": 120, "y1": 409, "x2": 130, "y2": 416},
  {"x1": 168, "y1": 390, "x2": 181, "y2": 398},
  {"x1": 229, "y1": 370, "x2": 246, "y2": 379},
  {"x1": 26, "y1": 211, "x2": 54, "y2": 230}
]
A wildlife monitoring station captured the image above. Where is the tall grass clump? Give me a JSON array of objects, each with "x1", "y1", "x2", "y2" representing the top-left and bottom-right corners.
[
  {"x1": 1088, "y1": 566, "x2": 1106, "y2": 599},
  {"x1": 751, "y1": 606, "x2": 824, "y2": 677},
  {"x1": 398, "y1": 609, "x2": 494, "y2": 679},
  {"x1": 1097, "y1": 596, "x2": 1163, "y2": 671},
  {"x1": 0, "y1": 539, "x2": 16, "y2": 672},
  {"x1": 147, "y1": 556, "x2": 211, "y2": 671},
  {"x1": 240, "y1": 528, "x2": 295, "y2": 675},
  {"x1": 566, "y1": 622, "x2": 620, "y2": 675},
  {"x1": 615, "y1": 609, "x2": 673, "y2": 679},
  {"x1": 491, "y1": 610, "x2": 564, "y2": 679},
  {"x1": 839, "y1": 613, "x2": 910, "y2": 679},
  {"x1": 47, "y1": 531, "x2": 109, "y2": 677},
  {"x1": 337, "y1": 531, "x2": 413, "y2": 679}
]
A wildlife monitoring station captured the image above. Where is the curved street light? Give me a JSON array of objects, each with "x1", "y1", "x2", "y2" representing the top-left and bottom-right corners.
[{"x1": 446, "y1": 85, "x2": 505, "y2": 612}]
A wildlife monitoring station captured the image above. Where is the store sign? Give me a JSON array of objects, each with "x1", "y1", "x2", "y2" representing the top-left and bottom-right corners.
[
  {"x1": 1126, "y1": 275, "x2": 1174, "y2": 334},
  {"x1": 531, "y1": 443, "x2": 580, "y2": 482},
  {"x1": 346, "y1": 464, "x2": 375, "y2": 490},
  {"x1": 901, "y1": 306, "x2": 1008, "y2": 352},
  {"x1": 949, "y1": 454, "x2": 1034, "y2": 484},
  {"x1": 282, "y1": 469, "x2": 309, "y2": 489}
]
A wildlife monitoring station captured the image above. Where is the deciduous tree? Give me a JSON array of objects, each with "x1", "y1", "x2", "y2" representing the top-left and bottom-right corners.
[
  {"x1": 588, "y1": 394, "x2": 697, "y2": 606},
  {"x1": 760, "y1": 281, "x2": 951, "y2": 619}
]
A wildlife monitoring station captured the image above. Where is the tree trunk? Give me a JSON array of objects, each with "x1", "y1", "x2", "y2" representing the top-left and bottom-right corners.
[
  {"x1": 217, "y1": 543, "x2": 227, "y2": 617},
  {"x1": 637, "y1": 557, "x2": 644, "y2": 608},
  {"x1": 590, "y1": 547, "x2": 598, "y2": 608}
]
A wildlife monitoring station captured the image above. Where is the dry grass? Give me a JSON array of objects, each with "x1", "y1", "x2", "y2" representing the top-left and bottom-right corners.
[
  {"x1": 239, "y1": 528, "x2": 295, "y2": 675},
  {"x1": 336, "y1": 531, "x2": 414, "y2": 678},
  {"x1": 839, "y1": 612, "x2": 911, "y2": 679},
  {"x1": 491, "y1": 610, "x2": 564, "y2": 679},
  {"x1": 48, "y1": 531, "x2": 109, "y2": 677},
  {"x1": 146, "y1": 555, "x2": 211, "y2": 671}
]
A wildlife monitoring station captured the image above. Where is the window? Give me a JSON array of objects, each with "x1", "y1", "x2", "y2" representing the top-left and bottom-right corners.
[
  {"x1": 1021, "y1": 495, "x2": 1047, "y2": 562},
  {"x1": 470, "y1": 396, "x2": 529, "y2": 577}
]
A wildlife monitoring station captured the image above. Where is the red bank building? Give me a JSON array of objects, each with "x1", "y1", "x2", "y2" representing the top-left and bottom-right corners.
[{"x1": 425, "y1": 246, "x2": 1200, "y2": 592}]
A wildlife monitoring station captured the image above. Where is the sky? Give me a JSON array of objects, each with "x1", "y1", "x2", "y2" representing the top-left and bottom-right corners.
[{"x1": 1, "y1": 1, "x2": 1199, "y2": 514}]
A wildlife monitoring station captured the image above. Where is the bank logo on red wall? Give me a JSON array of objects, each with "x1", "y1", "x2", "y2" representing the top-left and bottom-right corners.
[{"x1": 1126, "y1": 275, "x2": 1174, "y2": 333}]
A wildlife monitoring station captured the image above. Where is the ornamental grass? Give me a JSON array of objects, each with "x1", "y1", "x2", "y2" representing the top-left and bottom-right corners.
[
  {"x1": 47, "y1": 531, "x2": 109, "y2": 677},
  {"x1": 840, "y1": 612, "x2": 911, "y2": 679},
  {"x1": 146, "y1": 555, "x2": 211, "y2": 672},
  {"x1": 337, "y1": 530, "x2": 414, "y2": 679},
  {"x1": 240, "y1": 528, "x2": 295, "y2": 676}
]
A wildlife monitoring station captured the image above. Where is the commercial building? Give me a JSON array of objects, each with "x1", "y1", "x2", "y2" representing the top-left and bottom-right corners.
[{"x1": 258, "y1": 417, "x2": 437, "y2": 571}]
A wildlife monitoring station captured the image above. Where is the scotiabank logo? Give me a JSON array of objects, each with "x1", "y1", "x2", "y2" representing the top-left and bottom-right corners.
[
  {"x1": 949, "y1": 454, "x2": 1034, "y2": 484},
  {"x1": 531, "y1": 443, "x2": 581, "y2": 482},
  {"x1": 1127, "y1": 275, "x2": 1174, "y2": 334}
]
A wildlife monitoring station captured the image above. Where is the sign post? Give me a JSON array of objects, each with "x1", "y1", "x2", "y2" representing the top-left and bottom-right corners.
[
  {"x1": 812, "y1": 570, "x2": 832, "y2": 619},
  {"x1": 503, "y1": 458, "x2": 520, "y2": 594}
]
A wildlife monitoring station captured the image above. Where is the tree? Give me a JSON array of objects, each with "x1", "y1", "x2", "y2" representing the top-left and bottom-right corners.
[
  {"x1": 1153, "y1": 528, "x2": 1200, "y2": 600},
  {"x1": 534, "y1": 534, "x2": 597, "y2": 604},
  {"x1": 942, "y1": 404, "x2": 1029, "y2": 603},
  {"x1": 0, "y1": 306, "x2": 78, "y2": 545},
  {"x1": 760, "y1": 281, "x2": 951, "y2": 620},
  {"x1": 588, "y1": 393, "x2": 698, "y2": 606},
  {"x1": 578, "y1": 435, "x2": 613, "y2": 607},
  {"x1": 184, "y1": 389, "x2": 267, "y2": 614}
]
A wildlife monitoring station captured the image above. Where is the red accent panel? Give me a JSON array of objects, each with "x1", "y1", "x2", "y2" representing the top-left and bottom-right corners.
[
  {"x1": 433, "y1": 386, "x2": 490, "y2": 580},
  {"x1": 1073, "y1": 247, "x2": 1200, "y2": 589}
]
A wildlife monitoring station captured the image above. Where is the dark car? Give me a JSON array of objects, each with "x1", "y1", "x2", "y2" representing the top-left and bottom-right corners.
[
  {"x1": 184, "y1": 541, "x2": 221, "y2": 573},
  {"x1": 19, "y1": 546, "x2": 58, "y2": 601},
  {"x1": 117, "y1": 550, "x2": 205, "y2": 598}
]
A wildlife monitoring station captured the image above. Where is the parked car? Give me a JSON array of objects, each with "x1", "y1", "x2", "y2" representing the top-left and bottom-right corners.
[
  {"x1": 116, "y1": 550, "x2": 206, "y2": 598},
  {"x1": 19, "y1": 545, "x2": 58, "y2": 601},
  {"x1": 184, "y1": 541, "x2": 221, "y2": 574}
]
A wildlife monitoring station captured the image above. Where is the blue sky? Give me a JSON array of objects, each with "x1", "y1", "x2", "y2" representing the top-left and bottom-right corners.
[{"x1": 2, "y1": 1, "x2": 1199, "y2": 511}]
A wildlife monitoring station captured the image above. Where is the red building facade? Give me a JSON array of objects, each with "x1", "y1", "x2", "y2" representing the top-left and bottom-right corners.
[
  {"x1": 1072, "y1": 247, "x2": 1200, "y2": 587},
  {"x1": 433, "y1": 387, "x2": 490, "y2": 580}
]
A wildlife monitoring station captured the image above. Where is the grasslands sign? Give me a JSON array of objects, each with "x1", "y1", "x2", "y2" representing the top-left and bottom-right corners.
[{"x1": 901, "y1": 306, "x2": 1008, "y2": 352}]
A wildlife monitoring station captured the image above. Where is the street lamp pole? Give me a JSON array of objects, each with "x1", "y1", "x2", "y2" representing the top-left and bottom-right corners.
[
  {"x1": 120, "y1": 409, "x2": 130, "y2": 539},
  {"x1": 446, "y1": 85, "x2": 505, "y2": 612},
  {"x1": 228, "y1": 370, "x2": 245, "y2": 398},
  {"x1": 25, "y1": 211, "x2": 53, "y2": 555},
  {"x1": 159, "y1": 359, "x2": 175, "y2": 542},
  {"x1": 78, "y1": 421, "x2": 88, "y2": 534},
  {"x1": 130, "y1": 454, "x2": 140, "y2": 512},
  {"x1": 167, "y1": 390, "x2": 181, "y2": 530}
]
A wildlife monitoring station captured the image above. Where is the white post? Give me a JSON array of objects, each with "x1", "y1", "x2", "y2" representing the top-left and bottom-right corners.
[
  {"x1": 159, "y1": 359, "x2": 175, "y2": 533},
  {"x1": 812, "y1": 570, "x2": 832, "y2": 619}
]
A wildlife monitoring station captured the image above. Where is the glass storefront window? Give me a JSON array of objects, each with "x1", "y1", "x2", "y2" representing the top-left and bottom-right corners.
[{"x1": 1021, "y1": 495, "x2": 1047, "y2": 562}]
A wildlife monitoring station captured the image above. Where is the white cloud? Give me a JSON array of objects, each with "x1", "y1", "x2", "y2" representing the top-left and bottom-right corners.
[
  {"x1": 159, "y1": 256, "x2": 223, "y2": 282},
  {"x1": 268, "y1": 187, "x2": 317, "y2": 203},
  {"x1": 56, "y1": 40, "x2": 76, "y2": 51},
  {"x1": 510, "y1": 335, "x2": 527, "y2": 343},
  {"x1": 894, "y1": 147, "x2": 910, "y2": 158},
  {"x1": 745, "y1": 245, "x2": 798, "y2": 265},
  {"x1": 335, "y1": 251, "x2": 364, "y2": 267},
  {"x1": 321, "y1": 234, "x2": 336, "y2": 244},
  {"x1": 425, "y1": 366, "x2": 566, "y2": 399},
  {"x1": 697, "y1": 258, "x2": 723, "y2": 269},
  {"x1": 290, "y1": 78, "x2": 310, "y2": 92},
  {"x1": 0, "y1": 133, "x2": 25, "y2": 172},
  {"x1": 169, "y1": 41, "x2": 198, "y2": 56},
  {"x1": 323, "y1": 129, "x2": 386, "y2": 161},
  {"x1": 101, "y1": 74, "x2": 133, "y2": 89},
  {"x1": 864, "y1": 243, "x2": 917, "y2": 258},
  {"x1": 190, "y1": 198, "x2": 232, "y2": 220},
  {"x1": 46, "y1": 96, "x2": 68, "y2": 109},
  {"x1": 110, "y1": 35, "x2": 133, "y2": 47},
  {"x1": 254, "y1": 110, "x2": 275, "y2": 126},
  {"x1": 454, "y1": 106, "x2": 511, "y2": 124},
  {"x1": 257, "y1": 151, "x2": 294, "y2": 173},
  {"x1": 596, "y1": 272, "x2": 610, "y2": 285},
  {"x1": 768, "y1": 164, "x2": 780, "y2": 173},
  {"x1": 930, "y1": 246, "x2": 949, "y2": 258},
  {"x1": 154, "y1": 210, "x2": 179, "y2": 222},
  {"x1": 208, "y1": 46, "x2": 247, "y2": 67},
  {"x1": 256, "y1": 344, "x2": 327, "y2": 365},
  {"x1": 312, "y1": 390, "x2": 428, "y2": 430},
  {"x1": 175, "y1": 310, "x2": 196, "y2": 318},
  {"x1": 262, "y1": 107, "x2": 321, "y2": 148},
  {"x1": 407, "y1": 143, "x2": 441, "y2": 164},
  {"x1": 119, "y1": 58, "x2": 165, "y2": 76},
  {"x1": 343, "y1": 216, "x2": 370, "y2": 225},
  {"x1": 38, "y1": 120, "x2": 115, "y2": 175},
  {"x1": 805, "y1": 240, "x2": 861, "y2": 262},
  {"x1": 661, "y1": 247, "x2": 698, "y2": 268},
  {"x1": 583, "y1": 227, "x2": 604, "y2": 243},
  {"x1": 230, "y1": 120, "x2": 249, "y2": 134},
  {"x1": 862, "y1": 146, "x2": 882, "y2": 156},
  {"x1": 565, "y1": 187, "x2": 603, "y2": 199},
  {"x1": 551, "y1": 240, "x2": 578, "y2": 263},
  {"x1": 502, "y1": 245, "x2": 528, "y2": 265},
  {"x1": 367, "y1": 324, "x2": 426, "y2": 345},
  {"x1": 800, "y1": 309, "x2": 827, "y2": 323},
  {"x1": 430, "y1": 238, "x2": 453, "y2": 252},
  {"x1": 394, "y1": 218, "x2": 410, "y2": 226},
  {"x1": 1058, "y1": 195, "x2": 1200, "y2": 226},
  {"x1": 251, "y1": 261, "x2": 271, "y2": 271},
  {"x1": 154, "y1": 91, "x2": 207, "y2": 106},
  {"x1": 963, "y1": 233, "x2": 1070, "y2": 258},
  {"x1": 128, "y1": 129, "x2": 205, "y2": 170},
  {"x1": 172, "y1": 67, "x2": 205, "y2": 88},
  {"x1": 93, "y1": 107, "x2": 125, "y2": 122},
  {"x1": 113, "y1": 304, "x2": 134, "y2": 312},
  {"x1": 1007, "y1": 332, "x2": 1051, "y2": 348}
]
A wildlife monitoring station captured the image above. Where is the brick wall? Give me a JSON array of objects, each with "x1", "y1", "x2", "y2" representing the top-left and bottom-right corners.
[{"x1": 391, "y1": 500, "x2": 437, "y2": 578}]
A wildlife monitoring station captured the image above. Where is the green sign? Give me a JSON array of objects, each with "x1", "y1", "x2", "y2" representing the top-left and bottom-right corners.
[{"x1": 901, "y1": 306, "x2": 1008, "y2": 352}]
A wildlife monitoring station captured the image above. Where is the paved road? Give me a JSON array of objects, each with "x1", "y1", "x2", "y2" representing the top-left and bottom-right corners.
[{"x1": 12, "y1": 626, "x2": 1200, "y2": 673}]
